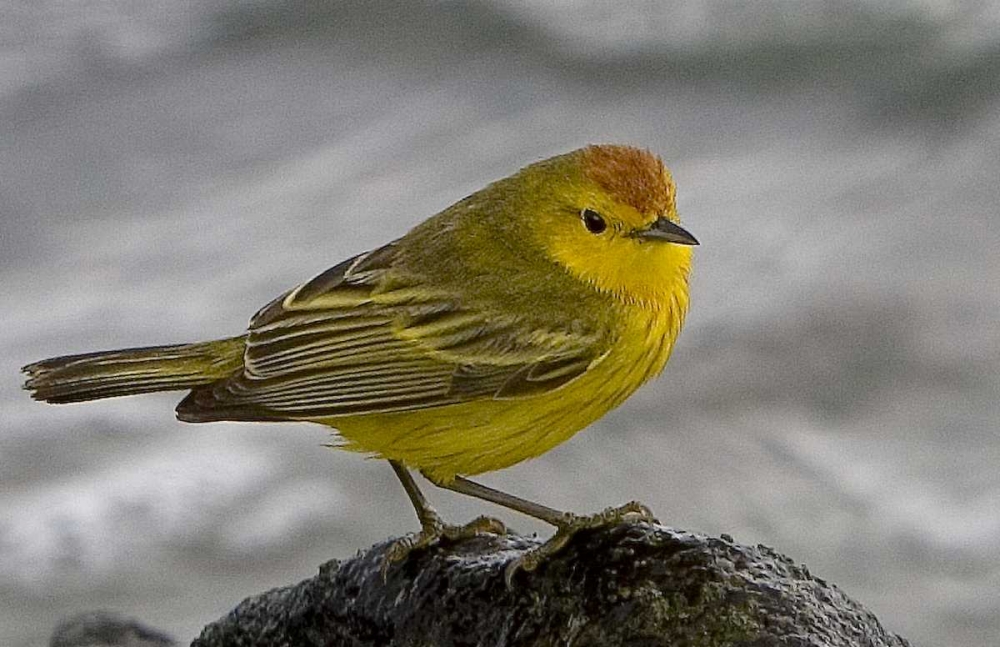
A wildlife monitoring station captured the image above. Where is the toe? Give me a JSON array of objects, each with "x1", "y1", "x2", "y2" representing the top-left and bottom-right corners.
[{"x1": 463, "y1": 515, "x2": 508, "y2": 535}]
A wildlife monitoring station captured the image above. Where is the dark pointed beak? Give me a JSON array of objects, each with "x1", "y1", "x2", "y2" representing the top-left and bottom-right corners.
[{"x1": 635, "y1": 217, "x2": 699, "y2": 245}]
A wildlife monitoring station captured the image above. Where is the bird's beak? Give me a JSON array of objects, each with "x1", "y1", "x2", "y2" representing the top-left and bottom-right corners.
[{"x1": 635, "y1": 217, "x2": 699, "y2": 245}]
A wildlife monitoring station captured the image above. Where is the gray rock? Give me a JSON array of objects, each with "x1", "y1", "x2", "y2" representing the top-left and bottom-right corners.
[
  {"x1": 51, "y1": 611, "x2": 175, "y2": 647},
  {"x1": 193, "y1": 521, "x2": 911, "y2": 646}
]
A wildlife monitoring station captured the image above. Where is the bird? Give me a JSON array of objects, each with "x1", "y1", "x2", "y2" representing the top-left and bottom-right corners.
[{"x1": 23, "y1": 144, "x2": 697, "y2": 582}]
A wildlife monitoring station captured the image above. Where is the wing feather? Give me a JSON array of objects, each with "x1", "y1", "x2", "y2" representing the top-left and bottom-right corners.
[{"x1": 177, "y1": 241, "x2": 605, "y2": 421}]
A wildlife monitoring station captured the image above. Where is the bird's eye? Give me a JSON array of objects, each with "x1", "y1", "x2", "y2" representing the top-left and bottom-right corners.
[{"x1": 581, "y1": 209, "x2": 607, "y2": 234}]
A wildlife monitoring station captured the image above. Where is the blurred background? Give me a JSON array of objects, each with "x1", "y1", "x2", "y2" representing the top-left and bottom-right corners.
[{"x1": 2, "y1": 0, "x2": 998, "y2": 644}]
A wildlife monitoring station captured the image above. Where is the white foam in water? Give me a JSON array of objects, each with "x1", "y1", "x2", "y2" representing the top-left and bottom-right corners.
[
  {"x1": 219, "y1": 478, "x2": 348, "y2": 553},
  {"x1": 778, "y1": 425, "x2": 1000, "y2": 553},
  {"x1": 0, "y1": 436, "x2": 274, "y2": 589}
]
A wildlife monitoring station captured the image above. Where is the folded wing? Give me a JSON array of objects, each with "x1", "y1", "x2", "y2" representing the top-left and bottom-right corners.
[{"x1": 176, "y1": 242, "x2": 604, "y2": 422}]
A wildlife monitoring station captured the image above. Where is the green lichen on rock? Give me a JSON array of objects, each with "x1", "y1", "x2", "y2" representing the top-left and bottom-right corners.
[{"x1": 605, "y1": 583, "x2": 759, "y2": 646}]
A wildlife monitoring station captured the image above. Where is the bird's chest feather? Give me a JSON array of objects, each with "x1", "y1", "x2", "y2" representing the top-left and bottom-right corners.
[
  {"x1": 568, "y1": 306, "x2": 679, "y2": 419},
  {"x1": 475, "y1": 307, "x2": 680, "y2": 475},
  {"x1": 336, "y1": 305, "x2": 681, "y2": 481}
]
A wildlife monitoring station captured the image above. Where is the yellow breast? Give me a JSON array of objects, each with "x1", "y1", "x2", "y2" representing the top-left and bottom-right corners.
[{"x1": 329, "y1": 302, "x2": 684, "y2": 482}]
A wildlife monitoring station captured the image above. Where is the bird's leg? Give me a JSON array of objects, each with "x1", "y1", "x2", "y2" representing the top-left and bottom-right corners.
[
  {"x1": 426, "y1": 474, "x2": 657, "y2": 587},
  {"x1": 382, "y1": 461, "x2": 506, "y2": 576}
]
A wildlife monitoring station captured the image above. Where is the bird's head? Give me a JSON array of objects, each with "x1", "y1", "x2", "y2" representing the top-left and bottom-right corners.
[{"x1": 514, "y1": 144, "x2": 697, "y2": 308}]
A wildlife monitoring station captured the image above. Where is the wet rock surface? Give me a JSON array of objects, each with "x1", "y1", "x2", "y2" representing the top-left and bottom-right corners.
[{"x1": 192, "y1": 522, "x2": 911, "y2": 647}]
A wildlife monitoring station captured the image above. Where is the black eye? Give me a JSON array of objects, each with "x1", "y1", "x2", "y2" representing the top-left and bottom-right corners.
[{"x1": 581, "y1": 209, "x2": 607, "y2": 234}]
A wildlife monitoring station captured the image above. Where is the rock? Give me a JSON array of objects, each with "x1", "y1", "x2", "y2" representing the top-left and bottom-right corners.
[
  {"x1": 193, "y1": 521, "x2": 910, "y2": 646},
  {"x1": 51, "y1": 610, "x2": 176, "y2": 647}
]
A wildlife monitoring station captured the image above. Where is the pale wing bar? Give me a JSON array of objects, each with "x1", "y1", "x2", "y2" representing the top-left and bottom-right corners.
[{"x1": 177, "y1": 243, "x2": 604, "y2": 421}]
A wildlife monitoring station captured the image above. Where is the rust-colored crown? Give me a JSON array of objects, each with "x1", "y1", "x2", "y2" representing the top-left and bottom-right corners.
[{"x1": 580, "y1": 145, "x2": 675, "y2": 216}]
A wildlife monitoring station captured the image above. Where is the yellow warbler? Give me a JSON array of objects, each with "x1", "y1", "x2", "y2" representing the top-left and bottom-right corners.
[{"x1": 23, "y1": 144, "x2": 697, "y2": 578}]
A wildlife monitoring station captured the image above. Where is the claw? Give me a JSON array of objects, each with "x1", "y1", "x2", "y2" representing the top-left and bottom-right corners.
[
  {"x1": 503, "y1": 501, "x2": 656, "y2": 588},
  {"x1": 382, "y1": 514, "x2": 507, "y2": 579}
]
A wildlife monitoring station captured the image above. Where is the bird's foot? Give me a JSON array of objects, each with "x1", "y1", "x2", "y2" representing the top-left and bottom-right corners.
[
  {"x1": 503, "y1": 500, "x2": 656, "y2": 588},
  {"x1": 382, "y1": 512, "x2": 507, "y2": 578}
]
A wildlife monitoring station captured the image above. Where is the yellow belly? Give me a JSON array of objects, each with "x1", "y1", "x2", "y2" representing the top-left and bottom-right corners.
[{"x1": 323, "y1": 308, "x2": 680, "y2": 482}]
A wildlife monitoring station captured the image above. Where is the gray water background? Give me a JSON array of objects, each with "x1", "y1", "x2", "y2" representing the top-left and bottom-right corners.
[{"x1": 1, "y1": 1, "x2": 999, "y2": 644}]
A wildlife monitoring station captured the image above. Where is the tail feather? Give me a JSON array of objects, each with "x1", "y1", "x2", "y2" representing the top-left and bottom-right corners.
[{"x1": 23, "y1": 337, "x2": 246, "y2": 404}]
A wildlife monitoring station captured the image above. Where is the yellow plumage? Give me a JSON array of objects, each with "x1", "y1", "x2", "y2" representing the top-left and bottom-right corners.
[
  {"x1": 331, "y1": 247, "x2": 690, "y2": 481},
  {"x1": 335, "y1": 310, "x2": 684, "y2": 480},
  {"x1": 23, "y1": 144, "x2": 696, "y2": 569}
]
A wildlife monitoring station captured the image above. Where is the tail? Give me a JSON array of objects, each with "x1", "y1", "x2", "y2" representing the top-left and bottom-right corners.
[{"x1": 23, "y1": 336, "x2": 246, "y2": 404}]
